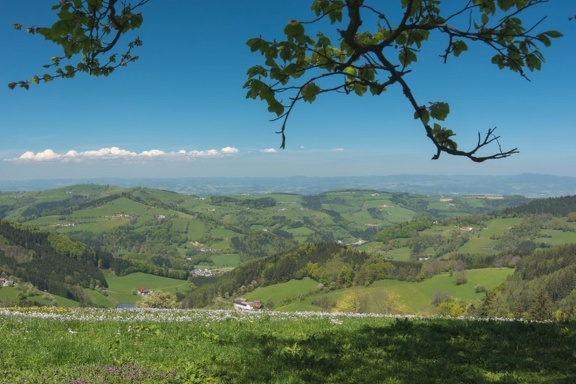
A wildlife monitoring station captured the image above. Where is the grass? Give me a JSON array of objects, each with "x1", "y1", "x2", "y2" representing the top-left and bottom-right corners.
[
  {"x1": 104, "y1": 272, "x2": 189, "y2": 293},
  {"x1": 242, "y1": 269, "x2": 514, "y2": 314},
  {"x1": 82, "y1": 272, "x2": 191, "y2": 308},
  {"x1": 538, "y1": 229, "x2": 576, "y2": 246},
  {"x1": 209, "y1": 253, "x2": 241, "y2": 268},
  {"x1": 0, "y1": 307, "x2": 574, "y2": 383},
  {"x1": 0, "y1": 287, "x2": 80, "y2": 307},
  {"x1": 245, "y1": 277, "x2": 319, "y2": 306},
  {"x1": 370, "y1": 268, "x2": 514, "y2": 313}
]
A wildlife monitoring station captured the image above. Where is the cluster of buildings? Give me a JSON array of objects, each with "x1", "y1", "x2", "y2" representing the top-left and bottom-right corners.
[
  {"x1": 190, "y1": 268, "x2": 219, "y2": 277},
  {"x1": 0, "y1": 277, "x2": 15, "y2": 287}
]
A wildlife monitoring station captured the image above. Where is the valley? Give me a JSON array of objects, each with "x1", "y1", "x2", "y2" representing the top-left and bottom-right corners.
[{"x1": 1, "y1": 184, "x2": 576, "y2": 320}]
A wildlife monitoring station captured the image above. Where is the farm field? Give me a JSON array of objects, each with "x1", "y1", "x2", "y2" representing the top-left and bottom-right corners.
[
  {"x1": 81, "y1": 271, "x2": 191, "y2": 308},
  {"x1": 243, "y1": 268, "x2": 514, "y2": 313},
  {"x1": 1, "y1": 307, "x2": 574, "y2": 383},
  {"x1": 0, "y1": 287, "x2": 80, "y2": 308}
]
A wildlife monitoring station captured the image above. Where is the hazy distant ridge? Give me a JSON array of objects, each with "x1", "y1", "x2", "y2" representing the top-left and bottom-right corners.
[{"x1": 1, "y1": 173, "x2": 575, "y2": 197}]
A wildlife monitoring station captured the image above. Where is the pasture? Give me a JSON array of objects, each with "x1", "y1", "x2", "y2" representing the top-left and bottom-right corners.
[
  {"x1": 244, "y1": 268, "x2": 514, "y2": 313},
  {"x1": 78, "y1": 272, "x2": 191, "y2": 308}
]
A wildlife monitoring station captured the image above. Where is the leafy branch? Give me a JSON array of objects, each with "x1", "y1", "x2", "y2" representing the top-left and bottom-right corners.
[
  {"x1": 9, "y1": 0, "x2": 149, "y2": 90},
  {"x1": 244, "y1": 0, "x2": 562, "y2": 161}
]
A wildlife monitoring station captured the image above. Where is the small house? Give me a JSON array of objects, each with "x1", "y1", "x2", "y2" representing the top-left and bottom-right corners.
[
  {"x1": 233, "y1": 298, "x2": 264, "y2": 311},
  {"x1": 138, "y1": 287, "x2": 151, "y2": 295}
]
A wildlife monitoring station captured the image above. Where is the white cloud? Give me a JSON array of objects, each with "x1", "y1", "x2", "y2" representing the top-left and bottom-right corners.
[
  {"x1": 140, "y1": 149, "x2": 165, "y2": 157},
  {"x1": 188, "y1": 149, "x2": 219, "y2": 156},
  {"x1": 81, "y1": 147, "x2": 137, "y2": 158},
  {"x1": 221, "y1": 147, "x2": 239, "y2": 154},
  {"x1": 20, "y1": 149, "x2": 60, "y2": 161},
  {"x1": 332, "y1": 148, "x2": 345, "y2": 152},
  {"x1": 260, "y1": 148, "x2": 277, "y2": 153},
  {"x1": 7, "y1": 146, "x2": 240, "y2": 162}
]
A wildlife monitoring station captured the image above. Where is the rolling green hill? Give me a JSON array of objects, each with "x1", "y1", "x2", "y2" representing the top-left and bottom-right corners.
[
  {"x1": 2, "y1": 185, "x2": 576, "y2": 316},
  {"x1": 0, "y1": 185, "x2": 529, "y2": 273}
]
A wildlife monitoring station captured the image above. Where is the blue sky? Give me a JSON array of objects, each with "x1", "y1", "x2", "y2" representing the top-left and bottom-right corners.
[{"x1": 1, "y1": 1, "x2": 574, "y2": 180}]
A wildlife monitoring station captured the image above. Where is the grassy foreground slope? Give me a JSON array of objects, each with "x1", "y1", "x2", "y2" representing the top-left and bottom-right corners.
[{"x1": 1, "y1": 307, "x2": 574, "y2": 383}]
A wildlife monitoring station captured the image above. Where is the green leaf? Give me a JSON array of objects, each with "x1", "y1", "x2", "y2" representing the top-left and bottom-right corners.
[
  {"x1": 536, "y1": 33, "x2": 551, "y2": 47},
  {"x1": 50, "y1": 19, "x2": 71, "y2": 36},
  {"x1": 429, "y1": 102, "x2": 450, "y2": 121},
  {"x1": 491, "y1": 54, "x2": 505, "y2": 69},
  {"x1": 246, "y1": 38, "x2": 261, "y2": 52},
  {"x1": 453, "y1": 41, "x2": 468, "y2": 57},
  {"x1": 353, "y1": 83, "x2": 367, "y2": 96},
  {"x1": 395, "y1": 32, "x2": 407, "y2": 45},
  {"x1": 301, "y1": 82, "x2": 321, "y2": 103},
  {"x1": 316, "y1": 33, "x2": 331, "y2": 48},
  {"x1": 243, "y1": 78, "x2": 267, "y2": 98},
  {"x1": 8, "y1": 82, "x2": 17, "y2": 90},
  {"x1": 129, "y1": 13, "x2": 144, "y2": 30},
  {"x1": 327, "y1": 0, "x2": 344, "y2": 23},
  {"x1": 246, "y1": 65, "x2": 268, "y2": 78},
  {"x1": 311, "y1": 0, "x2": 324, "y2": 16},
  {"x1": 311, "y1": 0, "x2": 343, "y2": 22},
  {"x1": 497, "y1": 0, "x2": 514, "y2": 11},
  {"x1": 414, "y1": 106, "x2": 430, "y2": 125},
  {"x1": 344, "y1": 66, "x2": 356, "y2": 76},
  {"x1": 267, "y1": 98, "x2": 284, "y2": 116},
  {"x1": 481, "y1": 13, "x2": 489, "y2": 25},
  {"x1": 399, "y1": 47, "x2": 417, "y2": 67},
  {"x1": 525, "y1": 54, "x2": 541, "y2": 71},
  {"x1": 284, "y1": 20, "x2": 305, "y2": 43},
  {"x1": 544, "y1": 30, "x2": 563, "y2": 38},
  {"x1": 369, "y1": 84, "x2": 381, "y2": 95},
  {"x1": 284, "y1": 63, "x2": 301, "y2": 77}
]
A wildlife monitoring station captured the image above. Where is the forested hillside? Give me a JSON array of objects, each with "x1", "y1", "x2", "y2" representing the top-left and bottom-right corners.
[
  {"x1": 477, "y1": 243, "x2": 576, "y2": 320},
  {"x1": 0, "y1": 220, "x2": 106, "y2": 305},
  {"x1": 0, "y1": 219, "x2": 187, "y2": 306},
  {"x1": 502, "y1": 195, "x2": 576, "y2": 217}
]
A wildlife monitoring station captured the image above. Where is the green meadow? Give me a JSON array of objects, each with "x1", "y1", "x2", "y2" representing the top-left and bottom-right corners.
[
  {"x1": 1, "y1": 307, "x2": 574, "y2": 383},
  {"x1": 78, "y1": 272, "x2": 191, "y2": 308},
  {"x1": 244, "y1": 268, "x2": 514, "y2": 314}
]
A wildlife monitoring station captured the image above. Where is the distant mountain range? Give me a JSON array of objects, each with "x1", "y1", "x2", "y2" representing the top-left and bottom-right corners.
[{"x1": 1, "y1": 173, "x2": 575, "y2": 197}]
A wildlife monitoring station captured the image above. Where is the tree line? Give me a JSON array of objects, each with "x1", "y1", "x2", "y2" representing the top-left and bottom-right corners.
[
  {"x1": 184, "y1": 242, "x2": 428, "y2": 308},
  {"x1": 0, "y1": 220, "x2": 187, "y2": 306}
]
